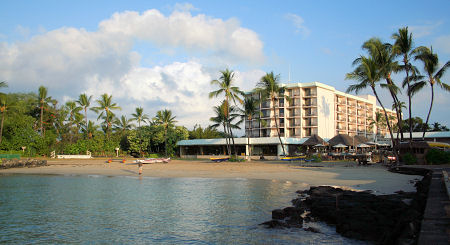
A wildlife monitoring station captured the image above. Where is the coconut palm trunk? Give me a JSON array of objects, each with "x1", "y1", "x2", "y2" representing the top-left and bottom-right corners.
[
  {"x1": 0, "y1": 109, "x2": 4, "y2": 144},
  {"x1": 372, "y1": 87, "x2": 397, "y2": 160},
  {"x1": 422, "y1": 85, "x2": 434, "y2": 139},
  {"x1": 272, "y1": 97, "x2": 286, "y2": 156}
]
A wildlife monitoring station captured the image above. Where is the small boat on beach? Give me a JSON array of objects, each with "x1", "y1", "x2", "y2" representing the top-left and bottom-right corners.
[
  {"x1": 136, "y1": 158, "x2": 170, "y2": 164},
  {"x1": 281, "y1": 156, "x2": 306, "y2": 161},
  {"x1": 210, "y1": 157, "x2": 230, "y2": 162}
]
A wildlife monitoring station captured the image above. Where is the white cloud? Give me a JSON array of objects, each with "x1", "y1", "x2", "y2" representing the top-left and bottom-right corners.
[
  {"x1": 98, "y1": 9, "x2": 264, "y2": 64},
  {"x1": 434, "y1": 35, "x2": 450, "y2": 54},
  {"x1": 285, "y1": 13, "x2": 310, "y2": 38},
  {"x1": 408, "y1": 21, "x2": 442, "y2": 38},
  {"x1": 0, "y1": 6, "x2": 265, "y2": 131}
]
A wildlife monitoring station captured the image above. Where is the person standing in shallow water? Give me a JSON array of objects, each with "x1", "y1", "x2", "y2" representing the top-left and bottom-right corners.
[{"x1": 138, "y1": 162, "x2": 143, "y2": 175}]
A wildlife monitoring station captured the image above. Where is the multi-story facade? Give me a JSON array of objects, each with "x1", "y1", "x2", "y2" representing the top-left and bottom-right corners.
[{"x1": 246, "y1": 82, "x2": 397, "y2": 140}]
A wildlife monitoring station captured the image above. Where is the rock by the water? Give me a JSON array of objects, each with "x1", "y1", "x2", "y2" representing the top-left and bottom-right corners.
[
  {"x1": 262, "y1": 167, "x2": 431, "y2": 244},
  {"x1": 0, "y1": 159, "x2": 47, "y2": 169}
]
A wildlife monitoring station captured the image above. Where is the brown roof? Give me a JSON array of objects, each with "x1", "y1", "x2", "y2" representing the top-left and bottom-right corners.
[
  {"x1": 354, "y1": 135, "x2": 369, "y2": 144},
  {"x1": 303, "y1": 134, "x2": 327, "y2": 146},
  {"x1": 328, "y1": 134, "x2": 359, "y2": 147}
]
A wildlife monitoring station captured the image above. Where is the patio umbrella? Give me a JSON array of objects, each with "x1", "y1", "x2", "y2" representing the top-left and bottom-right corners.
[
  {"x1": 333, "y1": 143, "x2": 348, "y2": 148},
  {"x1": 314, "y1": 143, "x2": 325, "y2": 147},
  {"x1": 356, "y1": 143, "x2": 370, "y2": 148}
]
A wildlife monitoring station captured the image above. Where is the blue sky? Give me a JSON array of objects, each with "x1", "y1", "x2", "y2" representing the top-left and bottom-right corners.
[{"x1": 1, "y1": 0, "x2": 449, "y2": 133}]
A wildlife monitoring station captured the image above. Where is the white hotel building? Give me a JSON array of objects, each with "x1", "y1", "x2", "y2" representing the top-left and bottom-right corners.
[{"x1": 245, "y1": 82, "x2": 397, "y2": 140}]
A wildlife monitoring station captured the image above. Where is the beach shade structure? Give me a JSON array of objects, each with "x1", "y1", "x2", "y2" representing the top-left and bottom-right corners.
[
  {"x1": 327, "y1": 134, "x2": 355, "y2": 147},
  {"x1": 354, "y1": 135, "x2": 369, "y2": 144},
  {"x1": 333, "y1": 143, "x2": 348, "y2": 148},
  {"x1": 303, "y1": 134, "x2": 327, "y2": 146},
  {"x1": 356, "y1": 143, "x2": 370, "y2": 148}
]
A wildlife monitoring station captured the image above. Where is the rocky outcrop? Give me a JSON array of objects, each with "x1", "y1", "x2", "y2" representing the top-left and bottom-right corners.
[
  {"x1": 262, "y1": 168, "x2": 431, "y2": 244},
  {"x1": 0, "y1": 159, "x2": 47, "y2": 169}
]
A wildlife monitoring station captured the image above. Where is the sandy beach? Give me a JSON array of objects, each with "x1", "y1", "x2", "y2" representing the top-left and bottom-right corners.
[{"x1": 0, "y1": 159, "x2": 422, "y2": 195}]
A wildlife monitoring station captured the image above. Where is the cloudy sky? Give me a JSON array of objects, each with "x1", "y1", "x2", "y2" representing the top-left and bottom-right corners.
[{"x1": 1, "y1": 0, "x2": 449, "y2": 134}]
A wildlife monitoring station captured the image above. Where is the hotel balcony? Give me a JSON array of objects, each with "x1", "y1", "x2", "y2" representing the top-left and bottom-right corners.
[{"x1": 261, "y1": 102, "x2": 271, "y2": 108}]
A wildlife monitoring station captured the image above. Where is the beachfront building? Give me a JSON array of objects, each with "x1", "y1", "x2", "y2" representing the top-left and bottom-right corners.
[{"x1": 246, "y1": 82, "x2": 397, "y2": 141}]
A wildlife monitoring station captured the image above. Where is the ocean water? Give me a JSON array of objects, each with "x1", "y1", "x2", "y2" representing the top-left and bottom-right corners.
[{"x1": 0, "y1": 174, "x2": 367, "y2": 244}]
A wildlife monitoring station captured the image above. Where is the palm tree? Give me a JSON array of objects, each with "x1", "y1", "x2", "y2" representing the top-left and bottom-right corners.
[
  {"x1": 92, "y1": 93, "x2": 121, "y2": 138},
  {"x1": 131, "y1": 107, "x2": 149, "y2": 128},
  {"x1": 359, "y1": 38, "x2": 403, "y2": 140},
  {"x1": 131, "y1": 107, "x2": 149, "y2": 155},
  {"x1": 240, "y1": 96, "x2": 259, "y2": 161},
  {"x1": 154, "y1": 109, "x2": 177, "y2": 157},
  {"x1": 210, "y1": 102, "x2": 231, "y2": 155},
  {"x1": 412, "y1": 46, "x2": 450, "y2": 139},
  {"x1": 38, "y1": 86, "x2": 52, "y2": 137},
  {"x1": 209, "y1": 69, "x2": 244, "y2": 157},
  {"x1": 0, "y1": 82, "x2": 8, "y2": 144},
  {"x1": 392, "y1": 27, "x2": 418, "y2": 143},
  {"x1": 113, "y1": 115, "x2": 134, "y2": 135},
  {"x1": 76, "y1": 93, "x2": 93, "y2": 132},
  {"x1": 368, "y1": 111, "x2": 386, "y2": 142},
  {"x1": 255, "y1": 72, "x2": 287, "y2": 156},
  {"x1": 0, "y1": 95, "x2": 8, "y2": 144},
  {"x1": 346, "y1": 56, "x2": 397, "y2": 158},
  {"x1": 82, "y1": 120, "x2": 99, "y2": 139}
]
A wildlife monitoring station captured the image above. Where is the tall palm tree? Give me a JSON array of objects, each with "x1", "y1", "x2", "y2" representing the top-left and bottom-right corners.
[
  {"x1": 113, "y1": 115, "x2": 134, "y2": 135},
  {"x1": 76, "y1": 93, "x2": 93, "y2": 132},
  {"x1": 210, "y1": 102, "x2": 231, "y2": 155},
  {"x1": 131, "y1": 107, "x2": 149, "y2": 128},
  {"x1": 131, "y1": 107, "x2": 149, "y2": 155},
  {"x1": 0, "y1": 82, "x2": 8, "y2": 144},
  {"x1": 38, "y1": 86, "x2": 52, "y2": 137},
  {"x1": 392, "y1": 27, "x2": 418, "y2": 143},
  {"x1": 412, "y1": 46, "x2": 450, "y2": 139},
  {"x1": 0, "y1": 95, "x2": 8, "y2": 144},
  {"x1": 359, "y1": 38, "x2": 403, "y2": 140},
  {"x1": 346, "y1": 56, "x2": 397, "y2": 158},
  {"x1": 240, "y1": 96, "x2": 259, "y2": 161},
  {"x1": 154, "y1": 109, "x2": 177, "y2": 157},
  {"x1": 255, "y1": 72, "x2": 287, "y2": 156},
  {"x1": 82, "y1": 120, "x2": 99, "y2": 139},
  {"x1": 368, "y1": 111, "x2": 386, "y2": 142},
  {"x1": 92, "y1": 93, "x2": 121, "y2": 138},
  {"x1": 209, "y1": 69, "x2": 244, "y2": 157}
]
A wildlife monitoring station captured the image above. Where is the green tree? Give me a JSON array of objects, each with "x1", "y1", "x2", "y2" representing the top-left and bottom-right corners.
[
  {"x1": 209, "y1": 69, "x2": 244, "y2": 157},
  {"x1": 189, "y1": 124, "x2": 224, "y2": 139},
  {"x1": 359, "y1": 38, "x2": 403, "y2": 140},
  {"x1": 0, "y1": 82, "x2": 8, "y2": 144},
  {"x1": 240, "y1": 96, "x2": 259, "y2": 161},
  {"x1": 368, "y1": 111, "x2": 386, "y2": 142},
  {"x1": 113, "y1": 115, "x2": 134, "y2": 135},
  {"x1": 92, "y1": 93, "x2": 121, "y2": 138},
  {"x1": 412, "y1": 46, "x2": 450, "y2": 139},
  {"x1": 255, "y1": 72, "x2": 287, "y2": 156},
  {"x1": 346, "y1": 56, "x2": 397, "y2": 160},
  {"x1": 154, "y1": 109, "x2": 177, "y2": 157},
  {"x1": 392, "y1": 27, "x2": 419, "y2": 142},
  {"x1": 38, "y1": 86, "x2": 52, "y2": 137},
  {"x1": 76, "y1": 93, "x2": 93, "y2": 131}
]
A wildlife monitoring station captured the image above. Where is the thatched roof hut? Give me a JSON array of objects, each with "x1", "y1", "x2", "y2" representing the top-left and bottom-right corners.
[
  {"x1": 327, "y1": 134, "x2": 369, "y2": 147},
  {"x1": 303, "y1": 134, "x2": 327, "y2": 146}
]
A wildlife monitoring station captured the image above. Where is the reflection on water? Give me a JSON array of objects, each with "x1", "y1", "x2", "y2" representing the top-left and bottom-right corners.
[{"x1": 0, "y1": 175, "x2": 367, "y2": 244}]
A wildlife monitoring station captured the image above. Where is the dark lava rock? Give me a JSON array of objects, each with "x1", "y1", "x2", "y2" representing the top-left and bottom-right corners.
[
  {"x1": 262, "y1": 167, "x2": 431, "y2": 245},
  {"x1": 0, "y1": 159, "x2": 47, "y2": 169},
  {"x1": 303, "y1": 227, "x2": 320, "y2": 233}
]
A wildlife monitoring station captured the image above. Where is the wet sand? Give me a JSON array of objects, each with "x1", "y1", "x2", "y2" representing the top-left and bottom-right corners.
[{"x1": 0, "y1": 159, "x2": 422, "y2": 194}]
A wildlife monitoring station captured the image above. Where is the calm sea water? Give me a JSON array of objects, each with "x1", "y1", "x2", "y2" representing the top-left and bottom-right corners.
[{"x1": 0, "y1": 174, "x2": 367, "y2": 244}]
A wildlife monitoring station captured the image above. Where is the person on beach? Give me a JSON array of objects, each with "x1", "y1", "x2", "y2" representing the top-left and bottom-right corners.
[{"x1": 138, "y1": 162, "x2": 143, "y2": 175}]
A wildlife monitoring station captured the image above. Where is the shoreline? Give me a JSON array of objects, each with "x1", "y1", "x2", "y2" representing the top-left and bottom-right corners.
[{"x1": 0, "y1": 159, "x2": 424, "y2": 195}]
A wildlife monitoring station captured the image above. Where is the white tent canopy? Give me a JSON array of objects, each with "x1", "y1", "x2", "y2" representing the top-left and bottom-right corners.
[{"x1": 333, "y1": 143, "x2": 348, "y2": 148}]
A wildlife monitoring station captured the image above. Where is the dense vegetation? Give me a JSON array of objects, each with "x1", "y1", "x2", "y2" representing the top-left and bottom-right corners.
[{"x1": 0, "y1": 88, "x2": 195, "y2": 157}]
